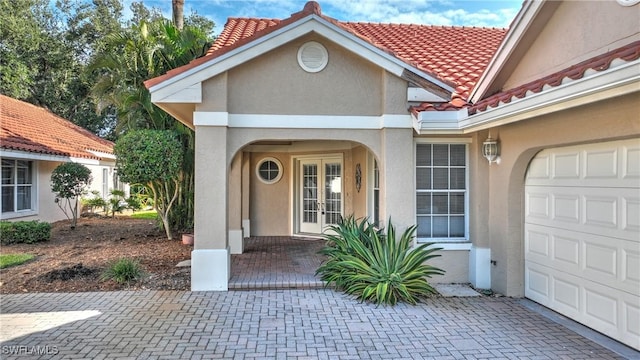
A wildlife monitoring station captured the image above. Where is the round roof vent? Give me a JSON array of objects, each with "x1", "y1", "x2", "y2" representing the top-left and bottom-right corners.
[{"x1": 297, "y1": 41, "x2": 328, "y2": 73}]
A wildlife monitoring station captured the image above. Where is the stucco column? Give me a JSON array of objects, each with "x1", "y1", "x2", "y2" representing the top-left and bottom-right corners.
[
  {"x1": 228, "y1": 152, "x2": 243, "y2": 254},
  {"x1": 192, "y1": 125, "x2": 230, "y2": 291},
  {"x1": 380, "y1": 128, "x2": 414, "y2": 230},
  {"x1": 241, "y1": 152, "x2": 251, "y2": 238}
]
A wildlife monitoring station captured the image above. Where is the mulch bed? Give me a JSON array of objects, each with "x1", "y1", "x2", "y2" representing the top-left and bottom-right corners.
[{"x1": 0, "y1": 217, "x2": 191, "y2": 293}]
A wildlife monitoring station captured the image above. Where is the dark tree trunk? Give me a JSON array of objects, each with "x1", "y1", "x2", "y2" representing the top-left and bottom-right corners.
[{"x1": 172, "y1": 0, "x2": 184, "y2": 30}]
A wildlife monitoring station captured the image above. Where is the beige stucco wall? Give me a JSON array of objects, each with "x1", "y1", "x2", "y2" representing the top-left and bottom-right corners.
[
  {"x1": 430, "y1": 250, "x2": 470, "y2": 284},
  {"x1": 505, "y1": 1, "x2": 640, "y2": 89},
  {"x1": 217, "y1": 34, "x2": 407, "y2": 116},
  {"x1": 249, "y1": 152, "x2": 291, "y2": 236},
  {"x1": 481, "y1": 92, "x2": 640, "y2": 296},
  {"x1": 350, "y1": 146, "x2": 369, "y2": 219}
]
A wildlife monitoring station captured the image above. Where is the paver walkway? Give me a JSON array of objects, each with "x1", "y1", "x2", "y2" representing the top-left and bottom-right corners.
[
  {"x1": 229, "y1": 237, "x2": 325, "y2": 289},
  {"x1": 0, "y1": 290, "x2": 632, "y2": 359}
]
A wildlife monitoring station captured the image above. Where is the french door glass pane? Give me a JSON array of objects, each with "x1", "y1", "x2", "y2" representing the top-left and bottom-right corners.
[
  {"x1": 302, "y1": 164, "x2": 318, "y2": 223},
  {"x1": 324, "y1": 163, "x2": 341, "y2": 225}
]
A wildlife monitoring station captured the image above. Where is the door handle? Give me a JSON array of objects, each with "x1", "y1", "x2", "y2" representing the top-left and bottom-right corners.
[{"x1": 321, "y1": 202, "x2": 325, "y2": 215}]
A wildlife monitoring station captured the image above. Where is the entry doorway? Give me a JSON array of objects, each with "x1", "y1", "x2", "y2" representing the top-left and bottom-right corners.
[{"x1": 297, "y1": 156, "x2": 343, "y2": 234}]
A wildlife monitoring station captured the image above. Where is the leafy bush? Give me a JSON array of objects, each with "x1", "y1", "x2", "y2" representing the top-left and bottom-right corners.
[
  {"x1": 51, "y1": 162, "x2": 93, "y2": 228},
  {"x1": 0, "y1": 221, "x2": 51, "y2": 245},
  {"x1": 82, "y1": 190, "x2": 107, "y2": 213},
  {"x1": 316, "y1": 216, "x2": 444, "y2": 305},
  {"x1": 101, "y1": 258, "x2": 145, "y2": 284},
  {"x1": 107, "y1": 189, "x2": 127, "y2": 217},
  {"x1": 0, "y1": 253, "x2": 35, "y2": 269}
]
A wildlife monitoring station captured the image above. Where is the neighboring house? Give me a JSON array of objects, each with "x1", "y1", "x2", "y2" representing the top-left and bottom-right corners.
[
  {"x1": 1, "y1": 95, "x2": 122, "y2": 222},
  {"x1": 145, "y1": 1, "x2": 639, "y2": 349}
]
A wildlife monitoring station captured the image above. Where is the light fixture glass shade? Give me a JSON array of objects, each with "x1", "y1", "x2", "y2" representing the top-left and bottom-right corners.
[{"x1": 482, "y1": 136, "x2": 499, "y2": 164}]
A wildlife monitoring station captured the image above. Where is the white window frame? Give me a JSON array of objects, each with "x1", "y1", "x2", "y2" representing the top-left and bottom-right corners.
[
  {"x1": 255, "y1": 157, "x2": 283, "y2": 184},
  {"x1": 1, "y1": 158, "x2": 38, "y2": 218},
  {"x1": 414, "y1": 138, "x2": 471, "y2": 243}
]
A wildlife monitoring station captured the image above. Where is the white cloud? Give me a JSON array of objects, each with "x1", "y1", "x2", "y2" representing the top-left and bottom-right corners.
[{"x1": 322, "y1": 0, "x2": 520, "y2": 27}]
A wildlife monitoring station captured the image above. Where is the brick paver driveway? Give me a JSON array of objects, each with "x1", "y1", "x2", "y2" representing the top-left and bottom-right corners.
[{"x1": 0, "y1": 289, "x2": 631, "y2": 359}]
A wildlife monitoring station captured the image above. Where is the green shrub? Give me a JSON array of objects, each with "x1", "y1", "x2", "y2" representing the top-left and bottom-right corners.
[
  {"x1": 0, "y1": 253, "x2": 36, "y2": 269},
  {"x1": 0, "y1": 221, "x2": 51, "y2": 245},
  {"x1": 82, "y1": 190, "x2": 107, "y2": 213},
  {"x1": 316, "y1": 216, "x2": 445, "y2": 305},
  {"x1": 101, "y1": 258, "x2": 145, "y2": 284}
]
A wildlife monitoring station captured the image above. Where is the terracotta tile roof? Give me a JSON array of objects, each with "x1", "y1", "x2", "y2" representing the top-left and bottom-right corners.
[
  {"x1": 0, "y1": 95, "x2": 115, "y2": 160},
  {"x1": 468, "y1": 40, "x2": 640, "y2": 115},
  {"x1": 145, "y1": 1, "x2": 506, "y2": 102}
]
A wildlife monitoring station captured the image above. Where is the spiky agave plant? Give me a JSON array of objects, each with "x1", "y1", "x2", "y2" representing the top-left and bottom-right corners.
[{"x1": 317, "y1": 216, "x2": 444, "y2": 305}]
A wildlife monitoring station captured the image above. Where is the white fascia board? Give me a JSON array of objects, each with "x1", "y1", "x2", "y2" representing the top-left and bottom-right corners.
[
  {"x1": 149, "y1": 15, "x2": 455, "y2": 100},
  {"x1": 461, "y1": 60, "x2": 640, "y2": 132},
  {"x1": 408, "y1": 87, "x2": 449, "y2": 102},
  {"x1": 0, "y1": 149, "x2": 70, "y2": 162},
  {"x1": 413, "y1": 108, "x2": 468, "y2": 134},
  {"x1": 87, "y1": 150, "x2": 116, "y2": 160},
  {"x1": 151, "y1": 83, "x2": 202, "y2": 104},
  {"x1": 468, "y1": 0, "x2": 544, "y2": 103},
  {"x1": 193, "y1": 112, "x2": 413, "y2": 129},
  {"x1": 70, "y1": 157, "x2": 101, "y2": 165}
]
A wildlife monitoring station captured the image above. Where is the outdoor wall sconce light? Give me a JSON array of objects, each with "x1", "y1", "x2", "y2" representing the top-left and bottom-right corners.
[{"x1": 482, "y1": 134, "x2": 500, "y2": 164}]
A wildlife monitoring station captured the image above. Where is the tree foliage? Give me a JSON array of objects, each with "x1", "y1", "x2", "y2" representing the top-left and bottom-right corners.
[
  {"x1": 115, "y1": 130, "x2": 183, "y2": 240},
  {"x1": 51, "y1": 162, "x2": 93, "y2": 228}
]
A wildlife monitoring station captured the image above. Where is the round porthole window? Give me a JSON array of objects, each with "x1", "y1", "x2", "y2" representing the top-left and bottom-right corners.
[
  {"x1": 256, "y1": 157, "x2": 283, "y2": 184},
  {"x1": 297, "y1": 41, "x2": 328, "y2": 73}
]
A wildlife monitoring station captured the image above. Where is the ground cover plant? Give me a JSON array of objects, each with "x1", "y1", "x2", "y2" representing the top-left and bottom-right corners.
[
  {"x1": 317, "y1": 216, "x2": 444, "y2": 305},
  {"x1": 0, "y1": 253, "x2": 35, "y2": 269}
]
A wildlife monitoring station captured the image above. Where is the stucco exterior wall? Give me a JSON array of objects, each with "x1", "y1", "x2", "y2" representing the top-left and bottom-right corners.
[
  {"x1": 350, "y1": 146, "x2": 368, "y2": 219},
  {"x1": 10, "y1": 160, "x2": 67, "y2": 223},
  {"x1": 430, "y1": 250, "x2": 470, "y2": 284},
  {"x1": 505, "y1": 1, "x2": 640, "y2": 89},
  {"x1": 249, "y1": 152, "x2": 291, "y2": 236},
  {"x1": 225, "y1": 34, "x2": 407, "y2": 116},
  {"x1": 482, "y1": 92, "x2": 640, "y2": 296}
]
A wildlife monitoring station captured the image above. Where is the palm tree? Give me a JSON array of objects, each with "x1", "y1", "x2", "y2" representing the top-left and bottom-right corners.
[
  {"x1": 172, "y1": 0, "x2": 185, "y2": 30},
  {"x1": 90, "y1": 18, "x2": 211, "y2": 231}
]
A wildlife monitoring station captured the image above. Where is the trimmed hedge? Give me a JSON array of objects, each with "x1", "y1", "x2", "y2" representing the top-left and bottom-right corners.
[{"x1": 0, "y1": 221, "x2": 51, "y2": 245}]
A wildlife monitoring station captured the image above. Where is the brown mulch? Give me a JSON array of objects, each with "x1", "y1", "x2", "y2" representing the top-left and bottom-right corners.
[{"x1": 0, "y1": 217, "x2": 192, "y2": 294}]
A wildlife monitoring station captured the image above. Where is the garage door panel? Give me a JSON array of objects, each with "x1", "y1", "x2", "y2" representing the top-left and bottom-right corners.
[
  {"x1": 525, "y1": 264, "x2": 551, "y2": 303},
  {"x1": 525, "y1": 187, "x2": 638, "y2": 241},
  {"x1": 622, "y1": 298, "x2": 640, "y2": 348},
  {"x1": 623, "y1": 197, "x2": 640, "y2": 232},
  {"x1": 525, "y1": 139, "x2": 640, "y2": 188},
  {"x1": 525, "y1": 138, "x2": 639, "y2": 350},
  {"x1": 622, "y1": 245, "x2": 640, "y2": 289}
]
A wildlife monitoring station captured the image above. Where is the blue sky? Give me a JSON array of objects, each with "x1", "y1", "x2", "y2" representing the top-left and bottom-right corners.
[{"x1": 134, "y1": 0, "x2": 523, "y2": 34}]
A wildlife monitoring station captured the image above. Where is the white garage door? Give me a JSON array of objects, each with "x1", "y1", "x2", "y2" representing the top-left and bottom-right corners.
[{"x1": 525, "y1": 138, "x2": 640, "y2": 350}]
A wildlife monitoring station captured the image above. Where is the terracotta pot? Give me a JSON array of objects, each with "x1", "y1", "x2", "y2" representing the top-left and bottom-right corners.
[{"x1": 181, "y1": 234, "x2": 194, "y2": 245}]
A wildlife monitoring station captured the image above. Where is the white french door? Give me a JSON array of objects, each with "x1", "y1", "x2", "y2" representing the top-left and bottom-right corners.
[{"x1": 299, "y1": 157, "x2": 343, "y2": 234}]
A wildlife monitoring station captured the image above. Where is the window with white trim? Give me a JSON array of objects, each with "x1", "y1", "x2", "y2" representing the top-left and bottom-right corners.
[
  {"x1": 1, "y1": 159, "x2": 35, "y2": 213},
  {"x1": 416, "y1": 143, "x2": 467, "y2": 241},
  {"x1": 256, "y1": 157, "x2": 283, "y2": 184}
]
